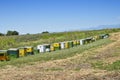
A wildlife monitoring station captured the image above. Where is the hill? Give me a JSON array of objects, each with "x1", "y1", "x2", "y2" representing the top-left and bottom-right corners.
[
  {"x1": 0, "y1": 28, "x2": 120, "y2": 49},
  {"x1": 0, "y1": 30, "x2": 120, "y2": 80}
]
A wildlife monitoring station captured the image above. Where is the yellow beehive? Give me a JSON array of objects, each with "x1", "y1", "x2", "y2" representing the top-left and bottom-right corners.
[
  {"x1": 25, "y1": 46, "x2": 34, "y2": 55},
  {"x1": 53, "y1": 43, "x2": 60, "y2": 50},
  {"x1": 26, "y1": 47, "x2": 33, "y2": 52},
  {"x1": 53, "y1": 43, "x2": 60, "y2": 47},
  {"x1": 77, "y1": 40, "x2": 80, "y2": 45},
  {"x1": 73, "y1": 40, "x2": 77, "y2": 46},
  {"x1": 65, "y1": 42, "x2": 69, "y2": 48},
  {"x1": 94, "y1": 36, "x2": 99, "y2": 40},
  {"x1": 0, "y1": 50, "x2": 10, "y2": 61},
  {"x1": 19, "y1": 48, "x2": 26, "y2": 57},
  {"x1": 50, "y1": 45, "x2": 55, "y2": 51}
]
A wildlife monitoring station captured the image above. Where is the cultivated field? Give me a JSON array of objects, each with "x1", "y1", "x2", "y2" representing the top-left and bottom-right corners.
[{"x1": 0, "y1": 31, "x2": 120, "y2": 80}]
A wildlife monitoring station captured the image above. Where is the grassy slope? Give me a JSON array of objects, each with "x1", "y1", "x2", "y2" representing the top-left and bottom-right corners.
[
  {"x1": 0, "y1": 28, "x2": 120, "y2": 67},
  {"x1": 0, "y1": 32, "x2": 120, "y2": 79},
  {"x1": 0, "y1": 28, "x2": 120, "y2": 49},
  {"x1": 91, "y1": 32, "x2": 120, "y2": 71},
  {"x1": 0, "y1": 38, "x2": 112, "y2": 67}
]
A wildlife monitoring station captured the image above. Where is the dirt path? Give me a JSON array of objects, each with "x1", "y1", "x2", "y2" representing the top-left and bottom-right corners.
[{"x1": 0, "y1": 32, "x2": 120, "y2": 80}]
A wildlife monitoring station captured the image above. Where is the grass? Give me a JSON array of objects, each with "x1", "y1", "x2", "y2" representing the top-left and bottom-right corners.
[
  {"x1": 91, "y1": 43, "x2": 120, "y2": 71},
  {"x1": 0, "y1": 28, "x2": 120, "y2": 49},
  {"x1": 92, "y1": 60, "x2": 120, "y2": 71},
  {"x1": 0, "y1": 38, "x2": 112, "y2": 68},
  {"x1": 104, "y1": 60, "x2": 120, "y2": 71},
  {"x1": 45, "y1": 67, "x2": 63, "y2": 71},
  {"x1": 91, "y1": 61, "x2": 104, "y2": 69}
]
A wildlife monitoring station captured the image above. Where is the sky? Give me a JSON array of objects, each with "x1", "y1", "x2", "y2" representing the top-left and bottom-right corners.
[{"x1": 0, "y1": 0, "x2": 120, "y2": 34}]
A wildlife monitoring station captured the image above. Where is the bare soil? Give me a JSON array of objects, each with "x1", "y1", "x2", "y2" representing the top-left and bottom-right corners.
[{"x1": 0, "y1": 32, "x2": 120, "y2": 80}]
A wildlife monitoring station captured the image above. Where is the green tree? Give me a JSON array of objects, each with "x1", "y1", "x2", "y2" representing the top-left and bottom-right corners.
[
  {"x1": 6, "y1": 30, "x2": 19, "y2": 36},
  {"x1": 13, "y1": 31, "x2": 19, "y2": 35},
  {"x1": 0, "y1": 33, "x2": 4, "y2": 36},
  {"x1": 42, "y1": 31, "x2": 49, "y2": 34}
]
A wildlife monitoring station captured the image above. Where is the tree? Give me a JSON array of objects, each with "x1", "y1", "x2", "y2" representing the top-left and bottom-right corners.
[
  {"x1": 0, "y1": 33, "x2": 4, "y2": 36},
  {"x1": 6, "y1": 30, "x2": 19, "y2": 36},
  {"x1": 6, "y1": 31, "x2": 13, "y2": 36},
  {"x1": 42, "y1": 31, "x2": 49, "y2": 34},
  {"x1": 12, "y1": 31, "x2": 19, "y2": 35}
]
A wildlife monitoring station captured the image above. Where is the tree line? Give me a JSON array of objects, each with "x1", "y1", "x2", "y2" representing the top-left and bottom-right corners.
[{"x1": 0, "y1": 30, "x2": 19, "y2": 36}]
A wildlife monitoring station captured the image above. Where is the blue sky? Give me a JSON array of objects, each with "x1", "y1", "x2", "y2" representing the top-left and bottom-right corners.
[{"x1": 0, "y1": 0, "x2": 120, "y2": 34}]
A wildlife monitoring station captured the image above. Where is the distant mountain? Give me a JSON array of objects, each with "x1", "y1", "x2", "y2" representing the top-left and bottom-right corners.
[{"x1": 88, "y1": 24, "x2": 120, "y2": 30}]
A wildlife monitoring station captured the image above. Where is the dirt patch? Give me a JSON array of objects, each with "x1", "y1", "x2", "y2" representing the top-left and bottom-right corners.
[{"x1": 110, "y1": 32, "x2": 120, "y2": 41}]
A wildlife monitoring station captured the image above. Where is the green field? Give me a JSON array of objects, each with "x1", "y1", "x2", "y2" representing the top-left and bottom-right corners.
[
  {"x1": 0, "y1": 28, "x2": 120, "y2": 68},
  {"x1": 0, "y1": 28, "x2": 120, "y2": 49},
  {"x1": 0, "y1": 38, "x2": 112, "y2": 67}
]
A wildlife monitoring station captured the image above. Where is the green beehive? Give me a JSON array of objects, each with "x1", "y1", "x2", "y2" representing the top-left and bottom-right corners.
[
  {"x1": 68, "y1": 41, "x2": 73, "y2": 48},
  {"x1": 45, "y1": 44, "x2": 51, "y2": 52},
  {"x1": 7, "y1": 48, "x2": 19, "y2": 58},
  {"x1": 99, "y1": 34, "x2": 104, "y2": 39},
  {"x1": 34, "y1": 47, "x2": 39, "y2": 54},
  {"x1": 99, "y1": 34, "x2": 109, "y2": 39},
  {"x1": 105, "y1": 34, "x2": 109, "y2": 37}
]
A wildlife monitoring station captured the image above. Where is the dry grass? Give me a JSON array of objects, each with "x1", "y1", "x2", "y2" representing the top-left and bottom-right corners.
[{"x1": 0, "y1": 32, "x2": 120, "y2": 80}]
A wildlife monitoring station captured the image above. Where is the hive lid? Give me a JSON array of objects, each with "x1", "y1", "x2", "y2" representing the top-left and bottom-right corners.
[
  {"x1": 0, "y1": 50, "x2": 7, "y2": 53},
  {"x1": 37, "y1": 44, "x2": 50, "y2": 46},
  {"x1": 8, "y1": 48, "x2": 18, "y2": 51},
  {"x1": 25, "y1": 46, "x2": 33, "y2": 48}
]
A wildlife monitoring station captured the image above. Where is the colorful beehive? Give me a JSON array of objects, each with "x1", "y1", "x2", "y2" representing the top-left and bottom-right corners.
[
  {"x1": 105, "y1": 34, "x2": 109, "y2": 38},
  {"x1": 7, "y1": 48, "x2": 19, "y2": 58},
  {"x1": 50, "y1": 45, "x2": 55, "y2": 51},
  {"x1": 34, "y1": 47, "x2": 39, "y2": 54},
  {"x1": 0, "y1": 50, "x2": 10, "y2": 61},
  {"x1": 92, "y1": 36, "x2": 96, "y2": 41},
  {"x1": 60, "y1": 42, "x2": 65, "y2": 49},
  {"x1": 68, "y1": 41, "x2": 73, "y2": 48},
  {"x1": 53, "y1": 43, "x2": 61, "y2": 50},
  {"x1": 94, "y1": 35, "x2": 99, "y2": 40},
  {"x1": 99, "y1": 34, "x2": 109, "y2": 39},
  {"x1": 64, "y1": 41, "x2": 73, "y2": 48},
  {"x1": 77, "y1": 40, "x2": 80, "y2": 45},
  {"x1": 99, "y1": 34, "x2": 104, "y2": 39},
  {"x1": 80, "y1": 39, "x2": 86, "y2": 45},
  {"x1": 25, "y1": 46, "x2": 34, "y2": 55},
  {"x1": 65, "y1": 42, "x2": 69, "y2": 49},
  {"x1": 19, "y1": 47, "x2": 27, "y2": 57},
  {"x1": 73, "y1": 40, "x2": 77, "y2": 46},
  {"x1": 85, "y1": 37, "x2": 93, "y2": 43},
  {"x1": 37, "y1": 44, "x2": 50, "y2": 53}
]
